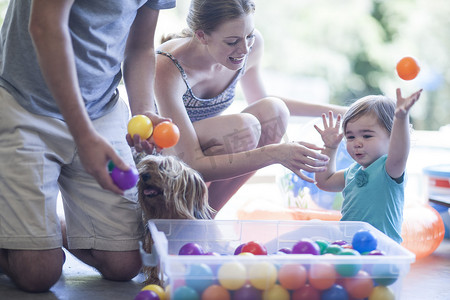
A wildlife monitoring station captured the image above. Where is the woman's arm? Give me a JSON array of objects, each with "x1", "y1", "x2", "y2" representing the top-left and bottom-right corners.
[{"x1": 154, "y1": 53, "x2": 329, "y2": 182}]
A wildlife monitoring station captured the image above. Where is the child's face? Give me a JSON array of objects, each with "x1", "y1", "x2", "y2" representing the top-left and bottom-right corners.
[{"x1": 345, "y1": 113, "x2": 390, "y2": 169}]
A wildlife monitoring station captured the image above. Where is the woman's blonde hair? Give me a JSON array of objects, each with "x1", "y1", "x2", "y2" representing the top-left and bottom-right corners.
[{"x1": 161, "y1": 0, "x2": 256, "y2": 44}]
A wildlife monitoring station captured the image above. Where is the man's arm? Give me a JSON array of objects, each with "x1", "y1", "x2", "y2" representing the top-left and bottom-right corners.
[{"x1": 29, "y1": 0, "x2": 127, "y2": 194}]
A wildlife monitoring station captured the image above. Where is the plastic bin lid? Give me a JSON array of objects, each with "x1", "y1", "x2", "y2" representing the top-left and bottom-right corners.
[{"x1": 423, "y1": 164, "x2": 450, "y2": 177}]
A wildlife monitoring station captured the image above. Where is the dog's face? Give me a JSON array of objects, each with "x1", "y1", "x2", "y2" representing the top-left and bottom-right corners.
[{"x1": 137, "y1": 155, "x2": 213, "y2": 220}]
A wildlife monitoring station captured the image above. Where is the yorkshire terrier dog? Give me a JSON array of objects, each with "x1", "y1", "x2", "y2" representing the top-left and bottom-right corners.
[{"x1": 136, "y1": 154, "x2": 214, "y2": 285}]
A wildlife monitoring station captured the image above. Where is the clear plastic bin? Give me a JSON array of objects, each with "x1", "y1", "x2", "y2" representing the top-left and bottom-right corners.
[{"x1": 142, "y1": 219, "x2": 415, "y2": 299}]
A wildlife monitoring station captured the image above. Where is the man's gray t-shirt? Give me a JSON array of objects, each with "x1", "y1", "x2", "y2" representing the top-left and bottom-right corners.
[{"x1": 0, "y1": 0, "x2": 175, "y2": 120}]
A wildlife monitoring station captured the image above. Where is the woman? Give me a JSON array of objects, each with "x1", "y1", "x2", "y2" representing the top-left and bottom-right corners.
[{"x1": 153, "y1": 0, "x2": 346, "y2": 213}]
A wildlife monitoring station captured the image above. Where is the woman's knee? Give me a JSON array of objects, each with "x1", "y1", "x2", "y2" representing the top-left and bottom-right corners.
[
  {"x1": 7, "y1": 249, "x2": 64, "y2": 293},
  {"x1": 245, "y1": 97, "x2": 290, "y2": 145}
]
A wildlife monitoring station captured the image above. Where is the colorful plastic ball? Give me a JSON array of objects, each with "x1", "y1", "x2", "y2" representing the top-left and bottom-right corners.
[
  {"x1": 320, "y1": 284, "x2": 349, "y2": 300},
  {"x1": 232, "y1": 284, "x2": 262, "y2": 300},
  {"x1": 278, "y1": 263, "x2": 307, "y2": 290},
  {"x1": 343, "y1": 270, "x2": 374, "y2": 299},
  {"x1": 292, "y1": 284, "x2": 321, "y2": 300},
  {"x1": 201, "y1": 284, "x2": 231, "y2": 300},
  {"x1": 277, "y1": 247, "x2": 292, "y2": 254},
  {"x1": 308, "y1": 263, "x2": 337, "y2": 290},
  {"x1": 332, "y1": 240, "x2": 348, "y2": 246},
  {"x1": 128, "y1": 115, "x2": 153, "y2": 140},
  {"x1": 134, "y1": 290, "x2": 160, "y2": 300},
  {"x1": 292, "y1": 238, "x2": 320, "y2": 255},
  {"x1": 248, "y1": 261, "x2": 277, "y2": 290},
  {"x1": 314, "y1": 240, "x2": 329, "y2": 254},
  {"x1": 401, "y1": 203, "x2": 445, "y2": 259},
  {"x1": 335, "y1": 249, "x2": 362, "y2": 277},
  {"x1": 173, "y1": 286, "x2": 200, "y2": 300},
  {"x1": 369, "y1": 285, "x2": 395, "y2": 300},
  {"x1": 153, "y1": 121, "x2": 180, "y2": 148},
  {"x1": 352, "y1": 230, "x2": 378, "y2": 254},
  {"x1": 323, "y1": 244, "x2": 343, "y2": 255},
  {"x1": 396, "y1": 56, "x2": 420, "y2": 81},
  {"x1": 141, "y1": 284, "x2": 166, "y2": 300},
  {"x1": 262, "y1": 284, "x2": 290, "y2": 300},
  {"x1": 241, "y1": 241, "x2": 268, "y2": 255},
  {"x1": 178, "y1": 243, "x2": 205, "y2": 255},
  {"x1": 234, "y1": 243, "x2": 245, "y2": 255},
  {"x1": 372, "y1": 264, "x2": 399, "y2": 286},
  {"x1": 110, "y1": 166, "x2": 139, "y2": 190},
  {"x1": 366, "y1": 249, "x2": 386, "y2": 256},
  {"x1": 217, "y1": 261, "x2": 247, "y2": 290},
  {"x1": 238, "y1": 252, "x2": 254, "y2": 257},
  {"x1": 185, "y1": 263, "x2": 215, "y2": 293}
]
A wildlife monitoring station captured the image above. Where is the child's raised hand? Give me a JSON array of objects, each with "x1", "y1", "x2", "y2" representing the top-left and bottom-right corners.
[
  {"x1": 395, "y1": 88, "x2": 422, "y2": 118},
  {"x1": 314, "y1": 111, "x2": 344, "y2": 149}
]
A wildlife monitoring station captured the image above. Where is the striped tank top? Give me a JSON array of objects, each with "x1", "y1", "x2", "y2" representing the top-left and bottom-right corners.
[{"x1": 156, "y1": 50, "x2": 246, "y2": 122}]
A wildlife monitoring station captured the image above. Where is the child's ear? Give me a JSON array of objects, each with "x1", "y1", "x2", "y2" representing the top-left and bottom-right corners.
[{"x1": 195, "y1": 30, "x2": 208, "y2": 45}]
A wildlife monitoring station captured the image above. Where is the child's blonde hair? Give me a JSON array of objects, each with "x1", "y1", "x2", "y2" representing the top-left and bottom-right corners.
[{"x1": 343, "y1": 95, "x2": 396, "y2": 134}]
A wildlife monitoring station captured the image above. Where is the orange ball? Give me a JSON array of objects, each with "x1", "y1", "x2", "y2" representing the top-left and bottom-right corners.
[
  {"x1": 278, "y1": 264, "x2": 307, "y2": 290},
  {"x1": 396, "y1": 56, "x2": 420, "y2": 80},
  {"x1": 153, "y1": 121, "x2": 180, "y2": 148},
  {"x1": 201, "y1": 284, "x2": 231, "y2": 300},
  {"x1": 308, "y1": 263, "x2": 337, "y2": 290},
  {"x1": 343, "y1": 270, "x2": 374, "y2": 299}
]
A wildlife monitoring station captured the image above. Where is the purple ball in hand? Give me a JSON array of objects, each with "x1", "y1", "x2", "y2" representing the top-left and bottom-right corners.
[
  {"x1": 111, "y1": 166, "x2": 139, "y2": 190},
  {"x1": 292, "y1": 238, "x2": 321, "y2": 255},
  {"x1": 178, "y1": 242, "x2": 205, "y2": 255}
]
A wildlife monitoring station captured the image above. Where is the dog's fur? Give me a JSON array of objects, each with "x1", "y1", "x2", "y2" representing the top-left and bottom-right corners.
[{"x1": 136, "y1": 155, "x2": 213, "y2": 285}]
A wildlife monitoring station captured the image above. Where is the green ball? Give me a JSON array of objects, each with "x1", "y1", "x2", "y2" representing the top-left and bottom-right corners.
[{"x1": 335, "y1": 249, "x2": 362, "y2": 277}]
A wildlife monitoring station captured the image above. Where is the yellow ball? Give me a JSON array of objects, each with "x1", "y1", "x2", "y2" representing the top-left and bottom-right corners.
[
  {"x1": 128, "y1": 115, "x2": 153, "y2": 140},
  {"x1": 238, "y1": 252, "x2": 254, "y2": 257},
  {"x1": 369, "y1": 286, "x2": 395, "y2": 300},
  {"x1": 141, "y1": 284, "x2": 165, "y2": 300},
  {"x1": 262, "y1": 284, "x2": 290, "y2": 300},
  {"x1": 218, "y1": 261, "x2": 247, "y2": 290},
  {"x1": 248, "y1": 261, "x2": 277, "y2": 290}
]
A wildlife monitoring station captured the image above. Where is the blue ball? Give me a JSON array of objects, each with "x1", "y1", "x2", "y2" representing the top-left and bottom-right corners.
[
  {"x1": 352, "y1": 230, "x2": 378, "y2": 254},
  {"x1": 185, "y1": 263, "x2": 214, "y2": 293},
  {"x1": 173, "y1": 286, "x2": 199, "y2": 300},
  {"x1": 321, "y1": 284, "x2": 349, "y2": 300}
]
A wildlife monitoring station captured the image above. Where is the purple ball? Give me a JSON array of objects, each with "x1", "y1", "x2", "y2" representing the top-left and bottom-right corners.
[
  {"x1": 233, "y1": 284, "x2": 262, "y2": 300},
  {"x1": 332, "y1": 240, "x2": 348, "y2": 246},
  {"x1": 234, "y1": 243, "x2": 245, "y2": 255},
  {"x1": 178, "y1": 242, "x2": 205, "y2": 255},
  {"x1": 134, "y1": 290, "x2": 159, "y2": 300},
  {"x1": 292, "y1": 238, "x2": 321, "y2": 255},
  {"x1": 277, "y1": 247, "x2": 292, "y2": 254},
  {"x1": 111, "y1": 166, "x2": 139, "y2": 190}
]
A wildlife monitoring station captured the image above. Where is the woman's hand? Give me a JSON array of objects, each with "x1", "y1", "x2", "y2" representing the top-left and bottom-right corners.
[
  {"x1": 278, "y1": 141, "x2": 329, "y2": 183},
  {"x1": 314, "y1": 111, "x2": 344, "y2": 149}
]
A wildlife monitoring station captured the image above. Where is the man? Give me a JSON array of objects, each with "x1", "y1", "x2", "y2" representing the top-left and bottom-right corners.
[{"x1": 0, "y1": 0, "x2": 175, "y2": 292}]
